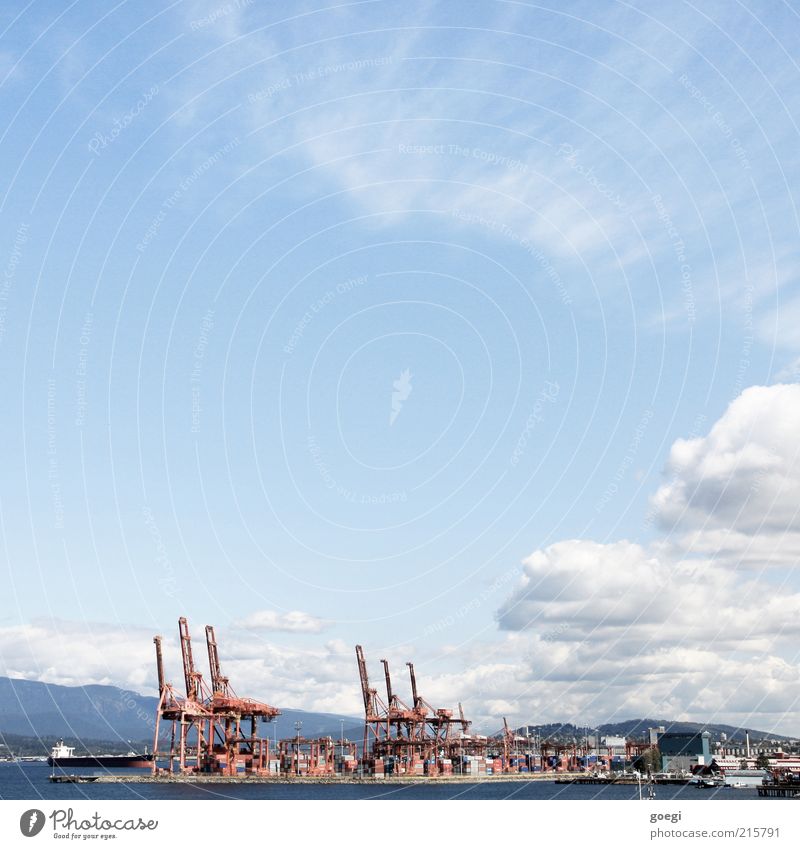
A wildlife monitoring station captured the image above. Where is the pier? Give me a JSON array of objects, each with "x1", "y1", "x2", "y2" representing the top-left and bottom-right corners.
[
  {"x1": 556, "y1": 776, "x2": 689, "y2": 786},
  {"x1": 85, "y1": 772, "x2": 573, "y2": 785},
  {"x1": 757, "y1": 785, "x2": 800, "y2": 798}
]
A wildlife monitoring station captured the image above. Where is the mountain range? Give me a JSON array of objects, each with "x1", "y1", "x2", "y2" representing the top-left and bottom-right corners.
[
  {"x1": 0, "y1": 676, "x2": 362, "y2": 751},
  {"x1": 514, "y1": 720, "x2": 793, "y2": 744},
  {"x1": 1, "y1": 677, "x2": 792, "y2": 756}
]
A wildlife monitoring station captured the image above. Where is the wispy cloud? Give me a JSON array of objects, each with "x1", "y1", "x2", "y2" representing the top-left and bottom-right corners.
[
  {"x1": 172, "y1": 0, "x2": 800, "y2": 330},
  {"x1": 234, "y1": 609, "x2": 328, "y2": 633}
]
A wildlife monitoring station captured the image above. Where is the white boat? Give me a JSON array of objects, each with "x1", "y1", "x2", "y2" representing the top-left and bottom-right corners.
[{"x1": 691, "y1": 776, "x2": 725, "y2": 789}]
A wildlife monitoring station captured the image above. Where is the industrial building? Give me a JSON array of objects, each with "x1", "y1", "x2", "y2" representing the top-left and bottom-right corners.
[{"x1": 657, "y1": 731, "x2": 712, "y2": 772}]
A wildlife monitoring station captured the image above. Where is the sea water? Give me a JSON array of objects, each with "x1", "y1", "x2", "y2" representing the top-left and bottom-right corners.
[{"x1": 0, "y1": 763, "x2": 770, "y2": 801}]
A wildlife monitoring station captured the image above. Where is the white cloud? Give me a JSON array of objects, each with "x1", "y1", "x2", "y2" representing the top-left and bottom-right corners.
[
  {"x1": 498, "y1": 537, "x2": 800, "y2": 643},
  {"x1": 0, "y1": 620, "x2": 361, "y2": 716},
  {"x1": 758, "y1": 294, "x2": 800, "y2": 350},
  {"x1": 180, "y1": 7, "x2": 661, "y2": 276},
  {"x1": 0, "y1": 619, "x2": 156, "y2": 692},
  {"x1": 182, "y1": 0, "x2": 254, "y2": 40},
  {"x1": 652, "y1": 384, "x2": 800, "y2": 564},
  {"x1": 414, "y1": 635, "x2": 800, "y2": 734},
  {"x1": 480, "y1": 385, "x2": 800, "y2": 734},
  {"x1": 774, "y1": 355, "x2": 800, "y2": 383},
  {"x1": 234, "y1": 609, "x2": 327, "y2": 633},
  {"x1": 159, "y1": 0, "x2": 800, "y2": 333},
  {"x1": 219, "y1": 637, "x2": 359, "y2": 714}
]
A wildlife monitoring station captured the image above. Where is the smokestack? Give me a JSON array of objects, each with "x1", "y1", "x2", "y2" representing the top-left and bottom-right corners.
[{"x1": 745, "y1": 730, "x2": 751, "y2": 759}]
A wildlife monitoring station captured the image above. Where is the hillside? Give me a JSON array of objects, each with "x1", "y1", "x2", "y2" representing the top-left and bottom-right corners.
[
  {"x1": 0, "y1": 677, "x2": 362, "y2": 751},
  {"x1": 514, "y1": 720, "x2": 793, "y2": 744},
  {"x1": 3, "y1": 677, "x2": 792, "y2": 755}
]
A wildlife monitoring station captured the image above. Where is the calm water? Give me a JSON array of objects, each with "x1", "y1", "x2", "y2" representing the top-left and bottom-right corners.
[{"x1": 0, "y1": 763, "x2": 771, "y2": 801}]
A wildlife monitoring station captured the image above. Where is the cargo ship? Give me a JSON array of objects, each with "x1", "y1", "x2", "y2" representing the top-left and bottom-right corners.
[{"x1": 47, "y1": 740, "x2": 153, "y2": 769}]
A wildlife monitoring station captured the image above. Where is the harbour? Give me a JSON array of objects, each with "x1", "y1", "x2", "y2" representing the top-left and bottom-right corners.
[
  {"x1": 0, "y1": 763, "x2": 771, "y2": 801},
  {"x1": 137, "y1": 617, "x2": 800, "y2": 789},
  {"x1": 51, "y1": 771, "x2": 564, "y2": 785},
  {"x1": 7, "y1": 614, "x2": 794, "y2": 797}
]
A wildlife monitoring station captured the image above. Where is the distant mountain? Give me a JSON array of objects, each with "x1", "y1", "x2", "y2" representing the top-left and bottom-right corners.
[
  {"x1": 0, "y1": 732, "x2": 148, "y2": 758},
  {"x1": 0, "y1": 677, "x2": 362, "y2": 749},
  {"x1": 597, "y1": 718, "x2": 792, "y2": 743},
  {"x1": 5, "y1": 677, "x2": 792, "y2": 755},
  {"x1": 513, "y1": 719, "x2": 794, "y2": 744}
]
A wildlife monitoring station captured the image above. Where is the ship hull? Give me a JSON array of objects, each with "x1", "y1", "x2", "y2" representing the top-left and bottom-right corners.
[{"x1": 48, "y1": 755, "x2": 153, "y2": 768}]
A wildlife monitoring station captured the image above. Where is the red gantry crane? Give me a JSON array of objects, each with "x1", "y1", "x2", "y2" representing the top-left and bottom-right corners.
[
  {"x1": 203, "y1": 624, "x2": 279, "y2": 774},
  {"x1": 354, "y1": 645, "x2": 478, "y2": 776},
  {"x1": 152, "y1": 617, "x2": 279, "y2": 775},
  {"x1": 152, "y1": 623, "x2": 212, "y2": 774},
  {"x1": 355, "y1": 644, "x2": 390, "y2": 759}
]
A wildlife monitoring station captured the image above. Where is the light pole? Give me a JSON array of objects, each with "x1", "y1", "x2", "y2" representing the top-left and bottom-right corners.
[
  {"x1": 294, "y1": 721, "x2": 302, "y2": 776},
  {"x1": 595, "y1": 728, "x2": 601, "y2": 772},
  {"x1": 526, "y1": 728, "x2": 530, "y2": 771}
]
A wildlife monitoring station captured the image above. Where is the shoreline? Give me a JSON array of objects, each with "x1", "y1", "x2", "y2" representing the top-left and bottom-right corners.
[{"x1": 90, "y1": 772, "x2": 577, "y2": 785}]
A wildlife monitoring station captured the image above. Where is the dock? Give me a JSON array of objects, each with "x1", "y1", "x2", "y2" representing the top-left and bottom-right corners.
[
  {"x1": 86, "y1": 772, "x2": 573, "y2": 785},
  {"x1": 556, "y1": 776, "x2": 688, "y2": 786},
  {"x1": 757, "y1": 784, "x2": 800, "y2": 798}
]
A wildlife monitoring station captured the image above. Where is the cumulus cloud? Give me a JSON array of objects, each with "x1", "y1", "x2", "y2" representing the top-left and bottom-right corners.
[
  {"x1": 484, "y1": 385, "x2": 800, "y2": 733},
  {"x1": 0, "y1": 620, "x2": 361, "y2": 716},
  {"x1": 498, "y1": 540, "x2": 667, "y2": 630},
  {"x1": 0, "y1": 619, "x2": 157, "y2": 692},
  {"x1": 497, "y1": 539, "x2": 800, "y2": 648},
  {"x1": 219, "y1": 637, "x2": 359, "y2": 714},
  {"x1": 413, "y1": 635, "x2": 800, "y2": 734},
  {"x1": 233, "y1": 610, "x2": 328, "y2": 633},
  {"x1": 652, "y1": 384, "x2": 800, "y2": 565}
]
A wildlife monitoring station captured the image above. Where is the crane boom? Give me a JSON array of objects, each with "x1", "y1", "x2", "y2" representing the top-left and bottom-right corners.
[
  {"x1": 205, "y1": 625, "x2": 229, "y2": 695},
  {"x1": 406, "y1": 662, "x2": 419, "y2": 707},
  {"x1": 154, "y1": 635, "x2": 165, "y2": 695},
  {"x1": 355, "y1": 645, "x2": 373, "y2": 715},
  {"x1": 178, "y1": 616, "x2": 200, "y2": 702},
  {"x1": 380, "y1": 659, "x2": 393, "y2": 704}
]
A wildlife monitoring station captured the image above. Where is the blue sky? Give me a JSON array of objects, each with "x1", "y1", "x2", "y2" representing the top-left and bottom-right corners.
[{"x1": 1, "y1": 0, "x2": 800, "y2": 732}]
